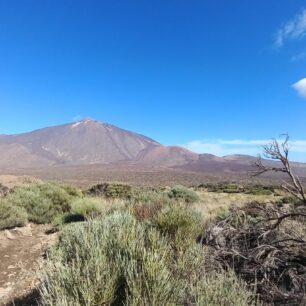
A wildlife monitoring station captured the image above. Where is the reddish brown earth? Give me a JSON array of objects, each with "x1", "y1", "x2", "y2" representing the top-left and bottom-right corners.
[
  {"x1": 0, "y1": 119, "x2": 305, "y2": 183},
  {"x1": 0, "y1": 225, "x2": 57, "y2": 306}
]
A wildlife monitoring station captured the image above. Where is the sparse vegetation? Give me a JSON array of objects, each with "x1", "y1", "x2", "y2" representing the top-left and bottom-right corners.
[
  {"x1": 168, "y1": 185, "x2": 200, "y2": 203},
  {"x1": 0, "y1": 183, "x2": 83, "y2": 227},
  {"x1": 200, "y1": 182, "x2": 276, "y2": 195},
  {"x1": 87, "y1": 182, "x2": 132, "y2": 199},
  {"x1": 40, "y1": 209, "x2": 255, "y2": 306},
  {"x1": 0, "y1": 200, "x2": 28, "y2": 230},
  {"x1": 1, "y1": 179, "x2": 305, "y2": 305}
]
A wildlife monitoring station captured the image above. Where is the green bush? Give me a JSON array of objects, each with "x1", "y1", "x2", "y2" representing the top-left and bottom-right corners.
[
  {"x1": 152, "y1": 204, "x2": 203, "y2": 240},
  {"x1": 168, "y1": 185, "x2": 200, "y2": 203},
  {"x1": 40, "y1": 210, "x2": 255, "y2": 306},
  {"x1": 176, "y1": 244, "x2": 255, "y2": 306},
  {"x1": 60, "y1": 184, "x2": 84, "y2": 198},
  {"x1": 87, "y1": 182, "x2": 132, "y2": 199},
  {"x1": 245, "y1": 189, "x2": 273, "y2": 196},
  {"x1": 133, "y1": 189, "x2": 174, "y2": 205},
  {"x1": 6, "y1": 183, "x2": 78, "y2": 224},
  {"x1": 70, "y1": 197, "x2": 104, "y2": 219},
  {"x1": 40, "y1": 211, "x2": 184, "y2": 305},
  {"x1": 0, "y1": 200, "x2": 28, "y2": 230},
  {"x1": 276, "y1": 195, "x2": 299, "y2": 205}
]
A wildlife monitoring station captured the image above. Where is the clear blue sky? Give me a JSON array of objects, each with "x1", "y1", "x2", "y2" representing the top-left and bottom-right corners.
[{"x1": 0, "y1": 1, "x2": 306, "y2": 160}]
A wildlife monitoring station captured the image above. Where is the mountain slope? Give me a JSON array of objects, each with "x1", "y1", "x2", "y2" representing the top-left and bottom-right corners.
[
  {"x1": 135, "y1": 146, "x2": 199, "y2": 166},
  {"x1": 0, "y1": 119, "x2": 160, "y2": 168},
  {"x1": 1, "y1": 120, "x2": 305, "y2": 177}
]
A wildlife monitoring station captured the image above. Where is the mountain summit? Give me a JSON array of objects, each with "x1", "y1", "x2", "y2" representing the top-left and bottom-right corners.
[
  {"x1": 0, "y1": 120, "x2": 163, "y2": 168},
  {"x1": 1, "y1": 120, "x2": 305, "y2": 175}
]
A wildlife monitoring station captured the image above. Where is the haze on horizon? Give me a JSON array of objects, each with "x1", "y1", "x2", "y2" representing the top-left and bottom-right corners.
[{"x1": 0, "y1": 0, "x2": 305, "y2": 161}]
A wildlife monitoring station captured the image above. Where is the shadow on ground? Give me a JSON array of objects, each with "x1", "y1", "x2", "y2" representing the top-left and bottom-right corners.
[{"x1": 5, "y1": 289, "x2": 40, "y2": 306}]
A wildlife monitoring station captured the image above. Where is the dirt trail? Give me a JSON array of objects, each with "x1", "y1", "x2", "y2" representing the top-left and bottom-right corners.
[{"x1": 0, "y1": 224, "x2": 57, "y2": 305}]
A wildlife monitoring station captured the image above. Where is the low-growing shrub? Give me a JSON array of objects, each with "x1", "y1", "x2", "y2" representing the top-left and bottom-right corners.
[
  {"x1": 40, "y1": 210, "x2": 255, "y2": 306},
  {"x1": 87, "y1": 182, "x2": 132, "y2": 199},
  {"x1": 60, "y1": 184, "x2": 84, "y2": 198},
  {"x1": 5, "y1": 183, "x2": 78, "y2": 224},
  {"x1": 276, "y1": 195, "x2": 299, "y2": 205},
  {"x1": 131, "y1": 201, "x2": 163, "y2": 221},
  {"x1": 40, "y1": 212, "x2": 184, "y2": 305},
  {"x1": 70, "y1": 197, "x2": 104, "y2": 219},
  {"x1": 201, "y1": 182, "x2": 276, "y2": 196},
  {"x1": 0, "y1": 200, "x2": 28, "y2": 230},
  {"x1": 168, "y1": 185, "x2": 200, "y2": 203},
  {"x1": 0, "y1": 183, "x2": 9, "y2": 197},
  {"x1": 152, "y1": 204, "x2": 203, "y2": 240},
  {"x1": 132, "y1": 189, "x2": 176, "y2": 207}
]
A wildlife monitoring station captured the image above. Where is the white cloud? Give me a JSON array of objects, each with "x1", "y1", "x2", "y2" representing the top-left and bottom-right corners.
[
  {"x1": 292, "y1": 78, "x2": 306, "y2": 98},
  {"x1": 275, "y1": 9, "x2": 306, "y2": 47},
  {"x1": 182, "y1": 139, "x2": 306, "y2": 161}
]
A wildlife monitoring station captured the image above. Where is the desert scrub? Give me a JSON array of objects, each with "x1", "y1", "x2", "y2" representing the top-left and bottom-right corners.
[
  {"x1": 128, "y1": 188, "x2": 175, "y2": 221},
  {"x1": 70, "y1": 197, "x2": 104, "y2": 219},
  {"x1": 40, "y1": 208, "x2": 257, "y2": 306},
  {"x1": 132, "y1": 189, "x2": 174, "y2": 205},
  {"x1": 175, "y1": 243, "x2": 256, "y2": 306},
  {"x1": 0, "y1": 200, "x2": 28, "y2": 230},
  {"x1": 87, "y1": 182, "x2": 132, "y2": 199},
  {"x1": 130, "y1": 201, "x2": 163, "y2": 222},
  {"x1": 168, "y1": 185, "x2": 200, "y2": 203},
  {"x1": 0, "y1": 183, "x2": 9, "y2": 197},
  {"x1": 40, "y1": 211, "x2": 184, "y2": 306},
  {"x1": 60, "y1": 184, "x2": 84, "y2": 198},
  {"x1": 6, "y1": 183, "x2": 79, "y2": 224},
  {"x1": 151, "y1": 204, "x2": 203, "y2": 243}
]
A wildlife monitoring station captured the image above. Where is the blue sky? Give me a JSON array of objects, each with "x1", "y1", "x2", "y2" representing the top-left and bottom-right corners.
[{"x1": 0, "y1": 1, "x2": 306, "y2": 160}]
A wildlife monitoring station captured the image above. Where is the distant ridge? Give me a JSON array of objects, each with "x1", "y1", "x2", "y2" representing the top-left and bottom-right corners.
[{"x1": 0, "y1": 119, "x2": 305, "y2": 176}]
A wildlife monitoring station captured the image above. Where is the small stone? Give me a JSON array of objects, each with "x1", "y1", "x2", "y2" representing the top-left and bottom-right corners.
[
  {"x1": 4, "y1": 230, "x2": 14, "y2": 240},
  {"x1": 13, "y1": 225, "x2": 32, "y2": 236}
]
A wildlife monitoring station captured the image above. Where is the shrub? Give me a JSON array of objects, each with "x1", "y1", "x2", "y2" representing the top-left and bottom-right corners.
[
  {"x1": 40, "y1": 207, "x2": 257, "y2": 306},
  {"x1": 152, "y1": 204, "x2": 203, "y2": 240},
  {"x1": 87, "y1": 183, "x2": 132, "y2": 199},
  {"x1": 168, "y1": 185, "x2": 200, "y2": 203},
  {"x1": 131, "y1": 201, "x2": 163, "y2": 221},
  {"x1": 0, "y1": 183, "x2": 9, "y2": 197},
  {"x1": 175, "y1": 243, "x2": 255, "y2": 306},
  {"x1": 60, "y1": 184, "x2": 83, "y2": 198},
  {"x1": 40, "y1": 211, "x2": 184, "y2": 305},
  {"x1": 130, "y1": 189, "x2": 173, "y2": 221},
  {"x1": 70, "y1": 197, "x2": 104, "y2": 219},
  {"x1": 6, "y1": 183, "x2": 76, "y2": 224},
  {"x1": 276, "y1": 195, "x2": 299, "y2": 205},
  {"x1": 0, "y1": 200, "x2": 28, "y2": 230}
]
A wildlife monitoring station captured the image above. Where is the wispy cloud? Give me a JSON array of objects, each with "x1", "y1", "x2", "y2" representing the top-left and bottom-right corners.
[
  {"x1": 292, "y1": 78, "x2": 306, "y2": 98},
  {"x1": 275, "y1": 9, "x2": 306, "y2": 48},
  {"x1": 182, "y1": 139, "x2": 306, "y2": 161},
  {"x1": 291, "y1": 51, "x2": 306, "y2": 62},
  {"x1": 73, "y1": 115, "x2": 83, "y2": 121}
]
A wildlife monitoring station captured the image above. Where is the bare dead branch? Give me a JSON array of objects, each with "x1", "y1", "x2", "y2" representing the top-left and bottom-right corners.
[{"x1": 252, "y1": 135, "x2": 306, "y2": 204}]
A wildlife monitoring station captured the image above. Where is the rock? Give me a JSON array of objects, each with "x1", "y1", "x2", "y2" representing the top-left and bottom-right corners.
[
  {"x1": 4, "y1": 230, "x2": 14, "y2": 240},
  {"x1": 0, "y1": 286, "x2": 12, "y2": 298},
  {"x1": 13, "y1": 225, "x2": 32, "y2": 236}
]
